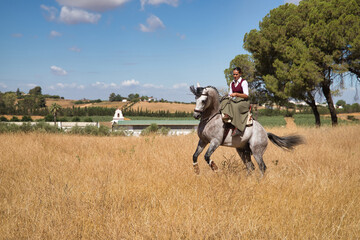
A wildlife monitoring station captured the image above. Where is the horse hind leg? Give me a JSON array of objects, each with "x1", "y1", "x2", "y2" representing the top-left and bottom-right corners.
[
  {"x1": 236, "y1": 146, "x2": 255, "y2": 173},
  {"x1": 249, "y1": 145, "x2": 267, "y2": 175}
]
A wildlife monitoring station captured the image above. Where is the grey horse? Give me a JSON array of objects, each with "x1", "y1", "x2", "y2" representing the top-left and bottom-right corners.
[{"x1": 190, "y1": 85, "x2": 304, "y2": 175}]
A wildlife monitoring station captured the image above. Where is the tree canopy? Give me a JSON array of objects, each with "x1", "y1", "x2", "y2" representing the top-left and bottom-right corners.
[{"x1": 241, "y1": 0, "x2": 360, "y2": 126}]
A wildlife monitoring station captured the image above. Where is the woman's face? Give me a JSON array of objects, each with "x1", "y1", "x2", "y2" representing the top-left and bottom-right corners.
[{"x1": 233, "y1": 70, "x2": 241, "y2": 81}]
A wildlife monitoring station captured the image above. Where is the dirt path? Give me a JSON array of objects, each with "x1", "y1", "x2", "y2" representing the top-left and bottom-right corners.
[{"x1": 284, "y1": 117, "x2": 297, "y2": 130}]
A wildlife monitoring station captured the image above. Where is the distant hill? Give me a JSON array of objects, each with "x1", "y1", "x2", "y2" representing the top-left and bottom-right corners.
[
  {"x1": 46, "y1": 99, "x2": 128, "y2": 109},
  {"x1": 46, "y1": 98, "x2": 195, "y2": 113},
  {"x1": 129, "y1": 102, "x2": 195, "y2": 113}
]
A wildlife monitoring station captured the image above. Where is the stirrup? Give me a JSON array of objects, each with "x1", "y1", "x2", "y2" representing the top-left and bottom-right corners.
[{"x1": 221, "y1": 113, "x2": 232, "y2": 123}]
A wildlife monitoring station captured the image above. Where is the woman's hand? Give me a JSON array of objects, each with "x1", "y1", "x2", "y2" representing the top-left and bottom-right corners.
[{"x1": 230, "y1": 92, "x2": 248, "y2": 99}]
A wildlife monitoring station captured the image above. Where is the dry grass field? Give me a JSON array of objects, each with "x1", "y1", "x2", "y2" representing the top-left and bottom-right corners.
[
  {"x1": 130, "y1": 102, "x2": 195, "y2": 113},
  {"x1": 2, "y1": 115, "x2": 44, "y2": 120},
  {"x1": 1, "y1": 125, "x2": 360, "y2": 239},
  {"x1": 46, "y1": 99, "x2": 128, "y2": 109}
]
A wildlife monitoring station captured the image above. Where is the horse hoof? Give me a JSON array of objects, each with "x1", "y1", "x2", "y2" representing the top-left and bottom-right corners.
[
  {"x1": 210, "y1": 161, "x2": 218, "y2": 172},
  {"x1": 193, "y1": 164, "x2": 200, "y2": 175}
]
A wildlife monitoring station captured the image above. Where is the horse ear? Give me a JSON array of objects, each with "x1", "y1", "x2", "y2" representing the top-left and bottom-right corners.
[
  {"x1": 197, "y1": 82, "x2": 200, "y2": 88},
  {"x1": 190, "y1": 85, "x2": 197, "y2": 96}
]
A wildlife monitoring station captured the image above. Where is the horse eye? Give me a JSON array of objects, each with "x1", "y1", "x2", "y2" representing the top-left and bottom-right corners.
[{"x1": 202, "y1": 100, "x2": 206, "y2": 104}]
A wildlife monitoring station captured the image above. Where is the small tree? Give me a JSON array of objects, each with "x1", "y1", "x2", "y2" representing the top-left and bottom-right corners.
[
  {"x1": 336, "y1": 100, "x2": 346, "y2": 108},
  {"x1": 49, "y1": 103, "x2": 62, "y2": 124}
]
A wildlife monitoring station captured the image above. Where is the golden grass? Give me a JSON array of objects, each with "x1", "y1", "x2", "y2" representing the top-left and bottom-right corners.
[
  {"x1": 46, "y1": 99, "x2": 77, "y2": 108},
  {"x1": 46, "y1": 99, "x2": 128, "y2": 109},
  {"x1": 1, "y1": 126, "x2": 360, "y2": 239},
  {"x1": 130, "y1": 102, "x2": 195, "y2": 113},
  {"x1": 2, "y1": 115, "x2": 44, "y2": 120}
]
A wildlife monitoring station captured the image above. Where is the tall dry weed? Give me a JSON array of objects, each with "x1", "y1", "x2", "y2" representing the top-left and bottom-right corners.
[{"x1": 1, "y1": 125, "x2": 360, "y2": 239}]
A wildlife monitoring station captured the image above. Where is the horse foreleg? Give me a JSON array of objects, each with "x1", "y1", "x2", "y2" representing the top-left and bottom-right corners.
[
  {"x1": 193, "y1": 140, "x2": 207, "y2": 174},
  {"x1": 204, "y1": 141, "x2": 220, "y2": 172}
]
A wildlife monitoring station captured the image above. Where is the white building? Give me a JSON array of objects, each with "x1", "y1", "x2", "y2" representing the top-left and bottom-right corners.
[{"x1": 111, "y1": 109, "x2": 124, "y2": 124}]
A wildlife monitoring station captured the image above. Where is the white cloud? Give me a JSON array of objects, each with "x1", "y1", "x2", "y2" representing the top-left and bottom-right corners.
[
  {"x1": 56, "y1": 0, "x2": 130, "y2": 12},
  {"x1": 285, "y1": 0, "x2": 301, "y2": 5},
  {"x1": 140, "y1": 15, "x2": 165, "y2": 32},
  {"x1": 50, "y1": 30, "x2": 62, "y2": 38},
  {"x1": 172, "y1": 83, "x2": 188, "y2": 89},
  {"x1": 59, "y1": 6, "x2": 101, "y2": 24},
  {"x1": 41, "y1": 5, "x2": 59, "y2": 21},
  {"x1": 122, "y1": 79, "x2": 140, "y2": 86},
  {"x1": 11, "y1": 33, "x2": 23, "y2": 38},
  {"x1": 143, "y1": 83, "x2": 164, "y2": 89},
  {"x1": 140, "y1": 0, "x2": 178, "y2": 10},
  {"x1": 69, "y1": 46, "x2": 81, "y2": 52},
  {"x1": 0, "y1": 83, "x2": 8, "y2": 89},
  {"x1": 49, "y1": 83, "x2": 84, "y2": 90},
  {"x1": 50, "y1": 66, "x2": 68, "y2": 76},
  {"x1": 91, "y1": 81, "x2": 119, "y2": 89}
]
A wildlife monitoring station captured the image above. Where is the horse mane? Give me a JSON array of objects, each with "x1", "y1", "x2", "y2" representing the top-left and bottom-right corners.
[
  {"x1": 205, "y1": 86, "x2": 220, "y2": 97},
  {"x1": 190, "y1": 85, "x2": 220, "y2": 99}
]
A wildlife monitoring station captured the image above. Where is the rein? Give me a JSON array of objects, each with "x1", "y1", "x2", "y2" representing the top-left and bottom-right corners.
[{"x1": 200, "y1": 111, "x2": 220, "y2": 124}]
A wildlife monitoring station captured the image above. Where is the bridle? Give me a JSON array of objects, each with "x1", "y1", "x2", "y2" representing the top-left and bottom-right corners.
[
  {"x1": 193, "y1": 91, "x2": 220, "y2": 123},
  {"x1": 193, "y1": 92, "x2": 208, "y2": 114}
]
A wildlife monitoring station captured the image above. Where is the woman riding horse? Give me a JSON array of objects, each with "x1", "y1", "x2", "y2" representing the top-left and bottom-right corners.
[{"x1": 221, "y1": 67, "x2": 250, "y2": 137}]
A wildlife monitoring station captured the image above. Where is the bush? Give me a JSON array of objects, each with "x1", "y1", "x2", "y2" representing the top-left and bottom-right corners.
[
  {"x1": 44, "y1": 114, "x2": 53, "y2": 122},
  {"x1": 83, "y1": 117, "x2": 93, "y2": 122},
  {"x1": 33, "y1": 122, "x2": 60, "y2": 133},
  {"x1": 112, "y1": 127, "x2": 128, "y2": 136},
  {"x1": 72, "y1": 116, "x2": 81, "y2": 122},
  {"x1": 98, "y1": 125, "x2": 110, "y2": 136},
  {"x1": 0, "y1": 123, "x2": 20, "y2": 133},
  {"x1": 141, "y1": 123, "x2": 159, "y2": 136},
  {"x1": 21, "y1": 115, "x2": 33, "y2": 122},
  {"x1": 69, "y1": 125, "x2": 84, "y2": 135},
  {"x1": 19, "y1": 123, "x2": 33, "y2": 133},
  {"x1": 10, "y1": 116, "x2": 20, "y2": 122},
  {"x1": 159, "y1": 127, "x2": 170, "y2": 135},
  {"x1": 347, "y1": 115, "x2": 359, "y2": 122},
  {"x1": 0, "y1": 116, "x2": 8, "y2": 122},
  {"x1": 140, "y1": 124, "x2": 170, "y2": 136},
  {"x1": 67, "y1": 124, "x2": 110, "y2": 136},
  {"x1": 58, "y1": 117, "x2": 68, "y2": 122},
  {"x1": 84, "y1": 125, "x2": 100, "y2": 135}
]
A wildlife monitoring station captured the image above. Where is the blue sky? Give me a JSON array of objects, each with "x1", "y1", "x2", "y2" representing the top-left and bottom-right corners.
[{"x1": 0, "y1": 0, "x2": 358, "y2": 103}]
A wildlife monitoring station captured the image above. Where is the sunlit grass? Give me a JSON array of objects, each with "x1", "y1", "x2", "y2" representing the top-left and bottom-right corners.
[{"x1": 1, "y1": 126, "x2": 360, "y2": 238}]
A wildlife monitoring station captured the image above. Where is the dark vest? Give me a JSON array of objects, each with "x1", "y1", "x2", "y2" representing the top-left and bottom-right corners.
[{"x1": 231, "y1": 79, "x2": 245, "y2": 93}]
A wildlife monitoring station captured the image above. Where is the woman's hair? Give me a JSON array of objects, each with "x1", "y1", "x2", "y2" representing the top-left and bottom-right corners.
[{"x1": 233, "y1": 67, "x2": 242, "y2": 73}]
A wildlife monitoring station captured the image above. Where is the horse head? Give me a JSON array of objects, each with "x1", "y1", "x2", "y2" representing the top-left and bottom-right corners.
[{"x1": 190, "y1": 85, "x2": 219, "y2": 119}]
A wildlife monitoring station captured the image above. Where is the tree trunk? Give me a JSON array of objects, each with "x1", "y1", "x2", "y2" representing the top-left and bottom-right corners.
[
  {"x1": 321, "y1": 77, "x2": 338, "y2": 126},
  {"x1": 306, "y1": 98, "x2": 321, "y2": 127}
]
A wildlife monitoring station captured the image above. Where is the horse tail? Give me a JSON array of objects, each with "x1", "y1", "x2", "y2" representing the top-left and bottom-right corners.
[{"x1": 267, "y1": 132, "x2": 304, "y2": 150}]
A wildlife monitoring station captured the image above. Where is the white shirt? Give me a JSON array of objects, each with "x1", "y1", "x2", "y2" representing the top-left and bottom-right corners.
[{"x1": 229, "y1": 77, "x2": 249, "y2": 96}]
